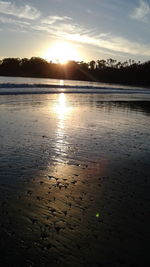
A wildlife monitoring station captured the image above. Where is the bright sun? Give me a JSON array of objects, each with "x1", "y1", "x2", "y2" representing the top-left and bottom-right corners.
[{"x1": 43, "y1": 41, "x2": 80, "y2": 64}]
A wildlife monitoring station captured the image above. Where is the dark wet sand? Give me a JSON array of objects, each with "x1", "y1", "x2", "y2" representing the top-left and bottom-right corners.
[{"x1": 0, "y1": 94, "x2": 150, "y2": 267}]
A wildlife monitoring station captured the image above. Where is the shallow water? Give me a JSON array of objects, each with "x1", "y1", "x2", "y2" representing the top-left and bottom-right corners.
[
  {"x1": 0, "y1": 93, "x2": 150, "y2": 267},
  {"x1": 0, "y1": 76, "x2": 150, "y2": 97}
]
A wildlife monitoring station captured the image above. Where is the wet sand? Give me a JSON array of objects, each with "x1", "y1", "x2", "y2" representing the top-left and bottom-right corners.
[{"x1": 0, "y1": 94, "x2": 150, "y2": 267}]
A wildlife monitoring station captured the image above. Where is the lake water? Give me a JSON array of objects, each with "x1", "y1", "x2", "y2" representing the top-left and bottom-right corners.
[{"x1": 0, "y1": 77, "x2": 150, "y2": 266}]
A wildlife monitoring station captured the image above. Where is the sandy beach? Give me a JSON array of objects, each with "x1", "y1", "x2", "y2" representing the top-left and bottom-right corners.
[
  {"x1": 1, "y1": 0, "x2": 150, "y2": 264},
  {"x1": 0, "y1": 93, "x2": 150, "y2": 267}
]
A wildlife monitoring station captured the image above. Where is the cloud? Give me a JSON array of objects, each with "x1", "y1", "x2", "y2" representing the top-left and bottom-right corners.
[
  {"x1": 42, "y1": 15, "x2": 72, "y2": 25},
  {"x1": 66, "y1": 31, "x2": 150, "y2": 57},
  {"x1": 1, "y1": 4, "x2": 149, "y2": 59},
  {"x1": 0, "y1": 1, "x2": 41, "y2": 20},
  {"x1": 32, "y1": 19, "x2": 150, "y2": 57},
  {"x1": 33, "y1": 20, "x2": 98, "y2": 40},
  {"x1": 130, "y1": 0, "x2": 150, "y2": 22},
  {"x1": 0, "y1": 15, "x2": 30, "y2": 25}
]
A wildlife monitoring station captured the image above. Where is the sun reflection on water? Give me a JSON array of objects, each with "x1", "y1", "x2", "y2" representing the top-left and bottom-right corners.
[
  {"x1": 53, "y1": 93, "x2": 73, "y2": 163},
  {"x1": 59, "y1": 80, "x2": 64, "y2": 86},
  {"x1": 54, "y1": 93, "x2": 72, "y2": 122}
]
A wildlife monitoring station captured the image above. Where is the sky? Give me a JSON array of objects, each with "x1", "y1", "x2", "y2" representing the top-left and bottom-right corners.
[{"x1": 0, "y1": 0, "x2": 150, "y2": 62}]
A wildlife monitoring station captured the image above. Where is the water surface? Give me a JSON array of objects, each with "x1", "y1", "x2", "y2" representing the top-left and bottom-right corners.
[{"x1": 0, "y1": 89, "x2": 150, "y2": 266}]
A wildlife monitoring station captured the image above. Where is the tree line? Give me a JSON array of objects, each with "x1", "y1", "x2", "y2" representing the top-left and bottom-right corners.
[{"x1": 0, "y1": 57, "x2": 150, "y2": 86}]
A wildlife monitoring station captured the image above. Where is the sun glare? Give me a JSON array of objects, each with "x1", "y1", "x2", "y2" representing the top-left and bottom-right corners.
[
  {"x1": 43, "y1": 41, "x2": 80, "y2": 64},
  {"x1": 54, "y1": 93, "x2": 72, "y2": 119}
]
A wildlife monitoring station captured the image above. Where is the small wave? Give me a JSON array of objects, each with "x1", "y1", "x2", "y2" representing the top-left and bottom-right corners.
[
  {"x1": 0, "y1": 82, "x2": 123, "y2": 90},
  {"x1": 0, "y1": 82, "x2": 148, "y2": 91},
  {"x1": 0, "y1": 82, "x2": 150, "y2": 95}
]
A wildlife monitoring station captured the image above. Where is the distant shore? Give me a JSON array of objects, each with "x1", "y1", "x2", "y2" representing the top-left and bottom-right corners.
[{"x1": 1, "y1": 57, "x2": 150, "y2": 88}]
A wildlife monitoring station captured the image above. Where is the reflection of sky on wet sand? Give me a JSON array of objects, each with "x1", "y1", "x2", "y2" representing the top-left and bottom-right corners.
[{"x1": 0, "y1": 94, "x2": 150, "y2": 266}]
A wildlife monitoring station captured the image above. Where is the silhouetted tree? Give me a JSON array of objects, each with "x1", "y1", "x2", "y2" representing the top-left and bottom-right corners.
[
  {"x1": 0, "y1": 56, "x2": 150, "y2": 86},
  {"x1": 89, "y1": 60, "x2": 96, "y2": 70},
  {"x1": 96, "y1": 60, "x2": 106, "y2": 69},
  {"x1": 1, "y1": 58, "x2": 21, "y2": 75}
]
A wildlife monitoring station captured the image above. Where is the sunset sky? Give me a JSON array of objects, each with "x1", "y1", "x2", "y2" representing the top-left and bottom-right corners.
[{"x1": 0, "y1": 0, "x2": 150, "y2": 62}]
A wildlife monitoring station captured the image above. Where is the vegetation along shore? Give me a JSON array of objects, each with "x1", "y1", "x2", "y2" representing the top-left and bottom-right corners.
[{"x1": 1, "y1": 57, "x2": 150, "y2": 87}]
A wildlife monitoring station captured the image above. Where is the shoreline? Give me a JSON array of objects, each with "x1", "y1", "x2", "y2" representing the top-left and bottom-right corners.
[{"x1": 1, "y1": 74, "x2": 150, "y2": 90}]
